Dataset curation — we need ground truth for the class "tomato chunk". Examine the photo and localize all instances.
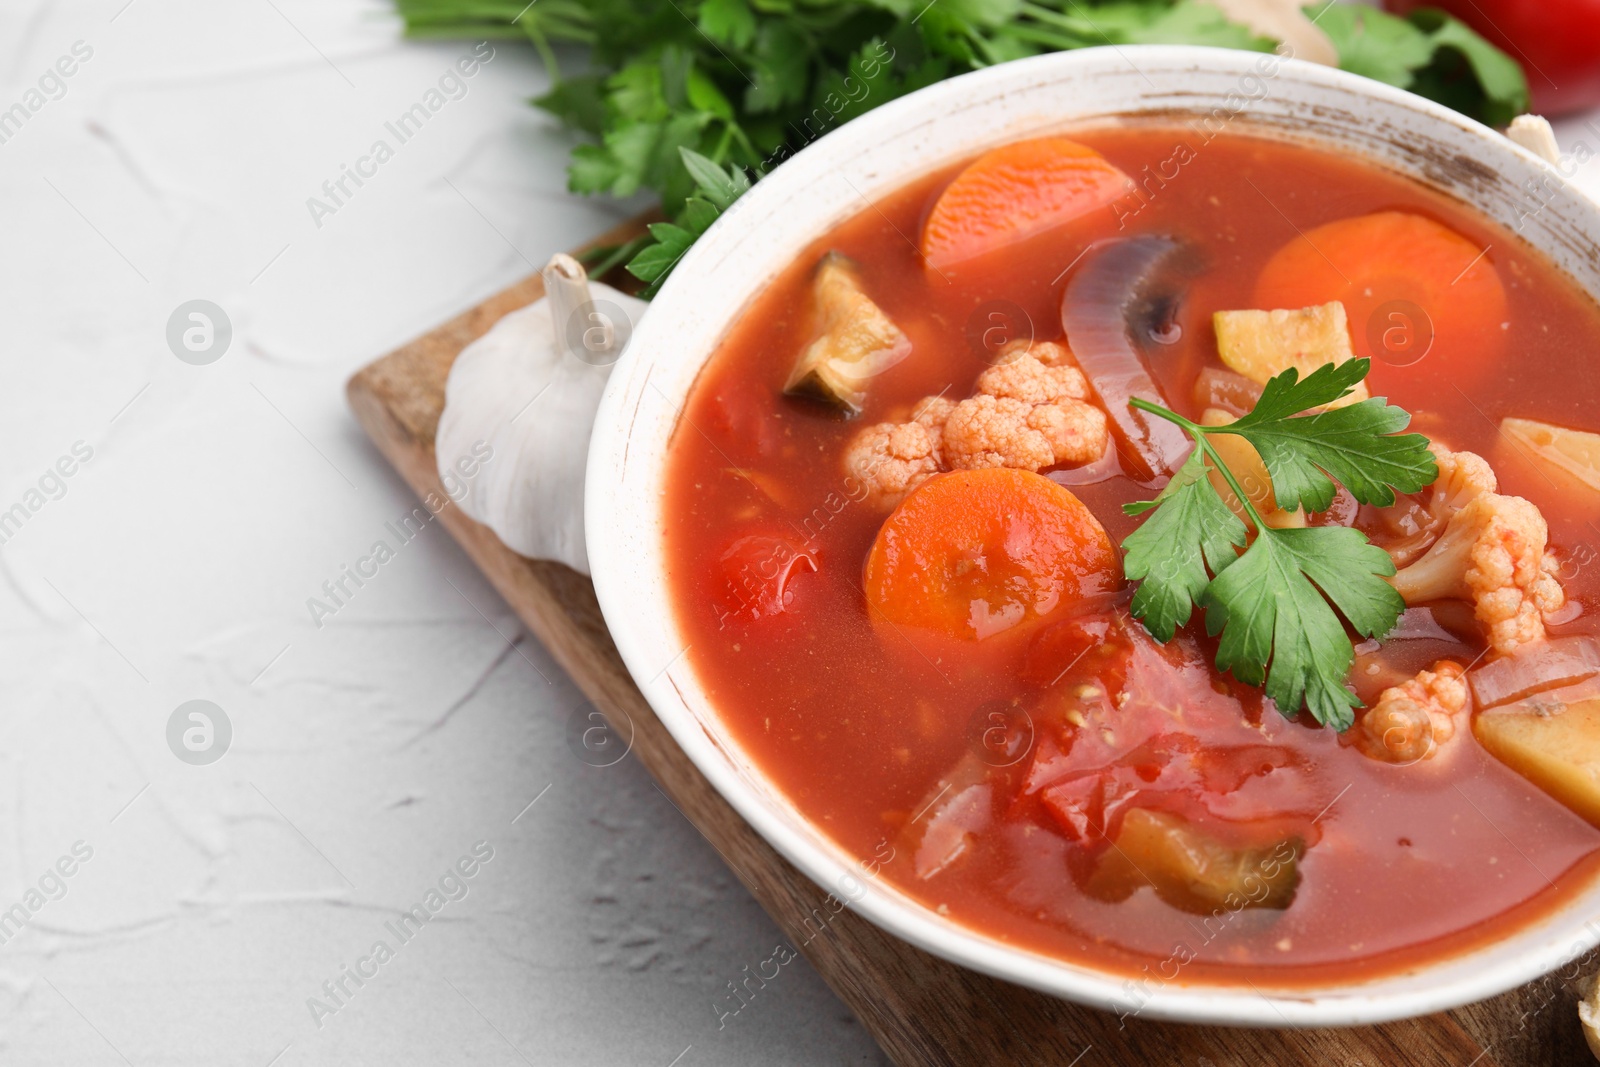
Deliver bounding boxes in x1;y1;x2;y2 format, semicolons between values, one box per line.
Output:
717;533;817;623
1022;612;1134;691
1021;617;1323;859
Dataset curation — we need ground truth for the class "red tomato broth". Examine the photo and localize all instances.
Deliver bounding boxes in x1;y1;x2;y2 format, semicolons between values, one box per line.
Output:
661;124;1600;984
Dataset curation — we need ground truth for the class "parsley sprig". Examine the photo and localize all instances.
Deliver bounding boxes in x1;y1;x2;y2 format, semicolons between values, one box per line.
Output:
1120;359;1437;731
394;0;1528;297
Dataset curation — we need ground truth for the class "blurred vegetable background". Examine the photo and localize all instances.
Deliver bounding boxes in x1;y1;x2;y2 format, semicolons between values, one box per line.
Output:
395;0;1530;294
1385;0;1600;116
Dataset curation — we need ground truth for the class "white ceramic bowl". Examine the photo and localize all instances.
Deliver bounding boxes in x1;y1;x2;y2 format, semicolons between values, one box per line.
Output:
585;45;1600;1025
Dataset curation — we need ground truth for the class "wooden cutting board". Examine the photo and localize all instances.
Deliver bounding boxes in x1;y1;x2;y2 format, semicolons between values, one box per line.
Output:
347;215;1595;1066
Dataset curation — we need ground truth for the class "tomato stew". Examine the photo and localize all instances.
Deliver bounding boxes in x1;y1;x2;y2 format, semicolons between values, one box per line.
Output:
661;125;1600;984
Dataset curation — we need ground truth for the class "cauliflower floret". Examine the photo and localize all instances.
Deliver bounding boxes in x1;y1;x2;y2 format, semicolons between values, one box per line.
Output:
1027;401;1109;466
942;350;1110;471
842;344;1109;494
975;352;1091;405
943;393;1108;471
844;420;941;501
994;338;1074;368
1429;443;1498;512
1389;493;1566;655
911;394;955;452
943;395;1054;471
1355;660;1469;763
842;394;959;501
1376;444;1498;567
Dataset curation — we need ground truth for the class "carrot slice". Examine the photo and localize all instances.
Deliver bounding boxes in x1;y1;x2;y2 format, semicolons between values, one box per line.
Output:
864;468;1120;641
920;137;1130;271
1251;211;1506;390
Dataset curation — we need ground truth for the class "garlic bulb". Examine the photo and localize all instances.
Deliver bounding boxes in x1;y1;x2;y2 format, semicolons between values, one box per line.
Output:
1196;0;1337;67
436;254;648;573
1579;969;1600;1062
1507;114;1562;165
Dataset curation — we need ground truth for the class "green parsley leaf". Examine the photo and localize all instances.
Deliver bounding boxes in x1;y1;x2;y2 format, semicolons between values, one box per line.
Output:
746;21;811;113
567;143;623;195
1202;526;1400;731
1225;354;1368;421
1406;9;1530;127
617;149;751;294
1218;359;1437;511
1124;1;1275;50
1306;2;1434;87
624;240;685;286
1123;360;1427;728
595;121;663;197
533;73;606;136
645;221;697;251
700;0;757;49
679;147;750;211
687;68;736;121
679;196;723;234
396;0;1530;300
606;60;670;124
1308;1;1529;125
1122;449;1248;641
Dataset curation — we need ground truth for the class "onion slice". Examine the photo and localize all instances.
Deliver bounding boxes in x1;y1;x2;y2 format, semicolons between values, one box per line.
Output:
1469;635;1600;709
1061;236;1194;482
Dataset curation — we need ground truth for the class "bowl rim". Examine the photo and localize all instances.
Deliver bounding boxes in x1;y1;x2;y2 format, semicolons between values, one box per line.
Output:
586;42;1600;1027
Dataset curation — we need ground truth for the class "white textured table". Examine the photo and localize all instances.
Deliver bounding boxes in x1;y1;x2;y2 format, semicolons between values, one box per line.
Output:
0;2;884;1063
5;3;1600;1065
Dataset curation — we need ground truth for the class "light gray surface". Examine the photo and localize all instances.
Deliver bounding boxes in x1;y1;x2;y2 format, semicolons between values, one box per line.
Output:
0;2;887;1063
7;1;1600;1064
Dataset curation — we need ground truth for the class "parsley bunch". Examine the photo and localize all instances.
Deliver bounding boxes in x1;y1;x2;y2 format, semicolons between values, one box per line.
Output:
393;0;1528;296
1120;360;1437;731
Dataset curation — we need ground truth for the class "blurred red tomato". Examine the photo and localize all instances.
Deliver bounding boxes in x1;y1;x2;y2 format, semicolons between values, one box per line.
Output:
1387;0;1600;115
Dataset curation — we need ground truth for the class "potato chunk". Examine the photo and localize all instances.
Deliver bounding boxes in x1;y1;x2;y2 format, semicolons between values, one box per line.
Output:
784;252;912;415
1474;696;1600;828
1501;417;1600;493
1087;809;1302;915
1213;302;1368;410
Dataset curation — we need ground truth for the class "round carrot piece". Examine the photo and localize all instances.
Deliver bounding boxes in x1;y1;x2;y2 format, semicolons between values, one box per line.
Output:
1251;211;1506;390
864;468;1121;641
920;137;1130;271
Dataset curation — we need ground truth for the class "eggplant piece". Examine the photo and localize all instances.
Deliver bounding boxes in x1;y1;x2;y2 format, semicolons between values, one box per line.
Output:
1060;236;1195;481
783;253;912;415
1086;808;1302;915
